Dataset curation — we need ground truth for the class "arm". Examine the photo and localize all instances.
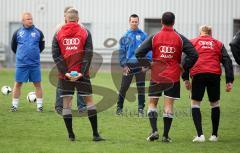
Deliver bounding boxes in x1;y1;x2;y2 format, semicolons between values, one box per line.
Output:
180;34;198;80
135;35;153;67
143;33;153;62
52;33;68;75
39;30;45;53
229;31;240;65
118;36;128;67
80;30;93;76
11;30;18;54
221;45;234;83
181;53;190;81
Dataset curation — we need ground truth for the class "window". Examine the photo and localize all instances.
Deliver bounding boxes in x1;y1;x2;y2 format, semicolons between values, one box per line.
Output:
233;19;240;36
144;18;162;36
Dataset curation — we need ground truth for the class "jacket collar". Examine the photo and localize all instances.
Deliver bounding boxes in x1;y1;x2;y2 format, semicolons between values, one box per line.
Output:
22;25;35;30
128;28;141;33
161;26;174;31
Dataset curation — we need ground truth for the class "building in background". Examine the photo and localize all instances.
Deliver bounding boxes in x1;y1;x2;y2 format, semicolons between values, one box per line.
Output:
0;0;239;70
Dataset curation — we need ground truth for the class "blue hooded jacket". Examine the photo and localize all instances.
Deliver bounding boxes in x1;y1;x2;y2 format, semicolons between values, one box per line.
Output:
119;29;152;67
11;25;45;67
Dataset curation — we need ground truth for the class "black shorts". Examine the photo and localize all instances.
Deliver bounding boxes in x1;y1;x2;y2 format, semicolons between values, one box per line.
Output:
191;73;220;102
59;77;92;97
148;81;180;99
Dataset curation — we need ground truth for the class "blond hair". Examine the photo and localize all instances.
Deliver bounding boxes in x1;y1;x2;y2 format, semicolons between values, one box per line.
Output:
21;12;32;20
65;8;79;22
64;6;73;17
199;25;212;35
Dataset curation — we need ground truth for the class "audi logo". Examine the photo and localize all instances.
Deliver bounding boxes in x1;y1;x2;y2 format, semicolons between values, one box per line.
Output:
63;38;80;45
159;46;176;54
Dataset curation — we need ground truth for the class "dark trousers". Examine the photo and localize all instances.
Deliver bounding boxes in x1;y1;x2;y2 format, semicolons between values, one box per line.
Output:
117;66;146;110
55;83;86;111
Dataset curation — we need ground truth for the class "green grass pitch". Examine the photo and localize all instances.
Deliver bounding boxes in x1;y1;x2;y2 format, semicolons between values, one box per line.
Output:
0;69;239;153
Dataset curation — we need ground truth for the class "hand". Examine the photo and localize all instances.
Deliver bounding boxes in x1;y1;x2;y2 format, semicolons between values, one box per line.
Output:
65;73;73;80
142;66;149;73
123;66;130;76
150;62;154;67
184;80;191;90
70;73;83;82
226;83;233;92
65;73;83;82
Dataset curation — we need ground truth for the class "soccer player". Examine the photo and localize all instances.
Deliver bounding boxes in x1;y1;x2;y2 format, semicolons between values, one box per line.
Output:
52;8;104;141
182;25;234;142
117;14;152;116
11;12;45;112
230;31;240;65
55;6;86;115
136;12;198;142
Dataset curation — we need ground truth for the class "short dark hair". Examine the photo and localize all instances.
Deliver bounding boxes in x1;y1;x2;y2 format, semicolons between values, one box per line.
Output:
129;14;139;20
161;12;175;26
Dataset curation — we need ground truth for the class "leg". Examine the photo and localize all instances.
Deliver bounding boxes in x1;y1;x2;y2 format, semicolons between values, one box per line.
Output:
59;79;75;141
135;71;146;111
30;66;43;111
191;100;203;137
12;82;23;99
33;82;43;98
209;101;220;141
11;82;23;111
191;74;206;142
116;74;134;114
77;94;86;111
33;82;43;111
146;81;161;141
148;98;159;133
146;98;159;141
207;74;220;140
161;82;180;142
62;96;75;141
84;96;104;141
78;79;104;141
55;82;63;114
12;67;28;111
162;97;174;141
148;98;159;135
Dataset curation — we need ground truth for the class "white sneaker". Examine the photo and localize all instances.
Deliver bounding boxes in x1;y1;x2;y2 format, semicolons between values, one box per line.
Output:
209;135;218;142
193;135;205;142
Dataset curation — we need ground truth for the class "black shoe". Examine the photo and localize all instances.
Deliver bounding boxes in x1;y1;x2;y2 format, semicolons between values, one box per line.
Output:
92;135;105;141
10;106;17;112
68;133;75;141
116;107;123;115
55;107;62;115
78;106;87;113
138;109;144;117
162;136;172;143
146;131;159;141
37;107;43;112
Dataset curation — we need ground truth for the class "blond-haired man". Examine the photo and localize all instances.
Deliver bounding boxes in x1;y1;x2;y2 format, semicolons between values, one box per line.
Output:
183;25;234;142
52;8;104;141
11;12;45;112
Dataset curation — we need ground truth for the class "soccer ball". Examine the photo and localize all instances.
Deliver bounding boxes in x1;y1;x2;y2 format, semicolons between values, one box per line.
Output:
27;92;37;103
70;71;78;76
1;86;12;95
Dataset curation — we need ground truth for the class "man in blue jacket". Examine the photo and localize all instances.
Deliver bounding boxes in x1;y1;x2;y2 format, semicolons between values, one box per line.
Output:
117;14;151;116
11;12;45;112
